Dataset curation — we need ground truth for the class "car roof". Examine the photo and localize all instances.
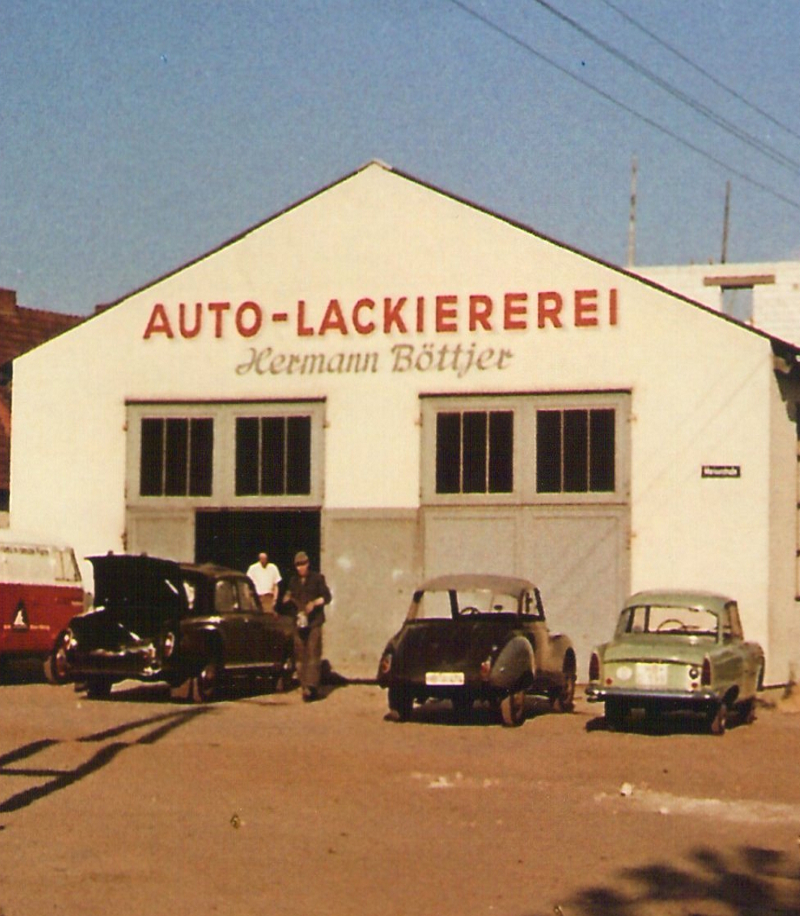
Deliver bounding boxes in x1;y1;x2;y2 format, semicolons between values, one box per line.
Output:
88;554;246;580
624;589;735;614
417;574;537;597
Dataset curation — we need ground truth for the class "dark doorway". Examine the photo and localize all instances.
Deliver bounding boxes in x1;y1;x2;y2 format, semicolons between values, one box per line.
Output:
195;510;321;598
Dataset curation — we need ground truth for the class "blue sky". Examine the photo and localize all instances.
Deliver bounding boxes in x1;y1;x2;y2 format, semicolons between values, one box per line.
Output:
3;0;800;315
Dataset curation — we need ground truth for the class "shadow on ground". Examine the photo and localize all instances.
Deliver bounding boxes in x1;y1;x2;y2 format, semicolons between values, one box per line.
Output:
543;845;800;916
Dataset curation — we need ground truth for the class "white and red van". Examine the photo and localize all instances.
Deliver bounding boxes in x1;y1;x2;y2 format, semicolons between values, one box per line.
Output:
0;532;84;667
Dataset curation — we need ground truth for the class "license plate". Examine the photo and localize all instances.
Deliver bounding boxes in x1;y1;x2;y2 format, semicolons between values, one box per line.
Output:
425;671;465;686
635;663;668;688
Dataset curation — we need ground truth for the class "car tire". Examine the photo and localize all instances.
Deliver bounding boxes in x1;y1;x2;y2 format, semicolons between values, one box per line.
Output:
85;676;112;699
551;670;576;713
388;686;413;721
44;632;71;685
189;658;220;703
709;701;728;736
605;699;626;731
499;689;525;727
739;697;757;725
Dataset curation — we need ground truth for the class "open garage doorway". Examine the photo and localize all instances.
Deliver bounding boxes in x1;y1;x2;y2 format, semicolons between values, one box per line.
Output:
195;510;321;601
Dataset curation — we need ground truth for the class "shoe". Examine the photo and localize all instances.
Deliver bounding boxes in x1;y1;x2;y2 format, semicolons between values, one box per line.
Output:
302;687;318;702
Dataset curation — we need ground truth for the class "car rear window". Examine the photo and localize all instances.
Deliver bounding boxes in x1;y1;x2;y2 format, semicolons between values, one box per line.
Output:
621;605;718;637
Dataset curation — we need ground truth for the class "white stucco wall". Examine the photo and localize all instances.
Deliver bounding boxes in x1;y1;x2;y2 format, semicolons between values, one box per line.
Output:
9;162;796;679
636;261;800;347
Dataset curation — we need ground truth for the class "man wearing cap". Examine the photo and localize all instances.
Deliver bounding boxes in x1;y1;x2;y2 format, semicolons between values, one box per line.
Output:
283;550;332;702
246;551;282;614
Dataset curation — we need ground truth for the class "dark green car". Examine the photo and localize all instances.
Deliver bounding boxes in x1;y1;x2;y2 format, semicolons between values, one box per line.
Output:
586;589;765;735
45;554;295;701
377;574;577;727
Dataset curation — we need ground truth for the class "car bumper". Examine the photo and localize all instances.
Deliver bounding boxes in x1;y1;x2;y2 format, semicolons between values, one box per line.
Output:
585;685;720;705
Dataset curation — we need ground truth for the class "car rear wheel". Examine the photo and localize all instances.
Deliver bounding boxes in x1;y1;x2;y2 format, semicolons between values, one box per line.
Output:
44;632;71;685
388;686;413;721
709;701;728;736
739;698;757;725
190;659;220;703
499;689;525;727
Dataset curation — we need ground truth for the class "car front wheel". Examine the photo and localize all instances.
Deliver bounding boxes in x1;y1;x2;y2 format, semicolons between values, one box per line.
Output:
190;658;220;703
44;632;71;685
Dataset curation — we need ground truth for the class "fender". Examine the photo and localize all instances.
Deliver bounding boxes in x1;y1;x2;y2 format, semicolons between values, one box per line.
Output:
488;635;535;690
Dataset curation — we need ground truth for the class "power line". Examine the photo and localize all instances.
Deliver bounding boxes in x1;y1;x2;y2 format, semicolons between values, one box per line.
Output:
444;0;800;212
599;0;800;144
528;0;800;174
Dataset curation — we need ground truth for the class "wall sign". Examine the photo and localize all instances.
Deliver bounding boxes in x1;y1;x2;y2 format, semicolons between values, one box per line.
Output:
701;465;741;478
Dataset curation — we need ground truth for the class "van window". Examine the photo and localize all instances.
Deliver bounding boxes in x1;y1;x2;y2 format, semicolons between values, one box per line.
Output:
0;544;81;585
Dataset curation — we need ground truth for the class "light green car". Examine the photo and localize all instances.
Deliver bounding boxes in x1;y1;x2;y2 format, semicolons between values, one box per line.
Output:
586;590;765;735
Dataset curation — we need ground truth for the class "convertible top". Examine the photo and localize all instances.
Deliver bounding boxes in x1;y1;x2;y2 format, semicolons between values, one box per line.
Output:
417;574;537;598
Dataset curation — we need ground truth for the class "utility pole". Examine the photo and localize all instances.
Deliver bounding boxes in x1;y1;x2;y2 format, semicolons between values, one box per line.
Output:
721;180;731;264
626;156;638;268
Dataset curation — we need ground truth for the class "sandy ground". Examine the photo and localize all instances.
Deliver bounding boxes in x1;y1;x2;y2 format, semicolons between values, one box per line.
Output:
0;672;798;916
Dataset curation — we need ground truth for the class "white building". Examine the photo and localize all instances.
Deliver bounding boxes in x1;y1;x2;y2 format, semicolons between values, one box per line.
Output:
10;162;800;681
636;260;800;346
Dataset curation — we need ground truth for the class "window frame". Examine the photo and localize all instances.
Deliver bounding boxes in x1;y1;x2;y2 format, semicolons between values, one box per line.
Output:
421;392;629;506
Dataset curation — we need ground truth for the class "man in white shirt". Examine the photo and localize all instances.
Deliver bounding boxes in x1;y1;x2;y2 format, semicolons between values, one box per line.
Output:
246;551;282;614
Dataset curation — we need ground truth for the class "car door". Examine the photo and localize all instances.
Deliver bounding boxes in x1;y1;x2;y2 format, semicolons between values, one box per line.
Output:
214;578;253;667
239;578;290;667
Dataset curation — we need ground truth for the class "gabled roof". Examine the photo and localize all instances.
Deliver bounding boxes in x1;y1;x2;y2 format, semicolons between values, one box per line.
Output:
70;160;800;363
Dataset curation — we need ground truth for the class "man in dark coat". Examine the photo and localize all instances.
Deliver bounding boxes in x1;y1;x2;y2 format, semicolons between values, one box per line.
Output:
283;550;332;702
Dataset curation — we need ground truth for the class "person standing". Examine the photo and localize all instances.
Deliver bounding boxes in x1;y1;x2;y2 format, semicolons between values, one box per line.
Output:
283;550;331;702
246;551;282;614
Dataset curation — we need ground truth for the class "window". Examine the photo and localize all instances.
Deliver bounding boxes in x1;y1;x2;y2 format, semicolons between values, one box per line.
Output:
235;415;312;496
721;286;753;323
140;417;213;497
435;410;513;494
536;408;615;493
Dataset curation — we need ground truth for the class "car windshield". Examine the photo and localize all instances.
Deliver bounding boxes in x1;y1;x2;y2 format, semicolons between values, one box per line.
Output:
619;604;719;638
412;587;522;620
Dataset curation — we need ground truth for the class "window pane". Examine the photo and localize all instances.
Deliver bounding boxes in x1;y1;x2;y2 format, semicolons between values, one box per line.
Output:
286;416;312;495
563;409;588;492
488;411;513;492
189;419;214;496
140;418;164;496
261;417;285;495
164;419;188;496
589;409;615;491
236;417;259;496
536;411;561;493
462;412;488;493
436;413;461;494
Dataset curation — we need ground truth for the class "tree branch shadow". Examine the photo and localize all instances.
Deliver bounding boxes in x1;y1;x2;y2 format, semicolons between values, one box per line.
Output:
547;845;800;916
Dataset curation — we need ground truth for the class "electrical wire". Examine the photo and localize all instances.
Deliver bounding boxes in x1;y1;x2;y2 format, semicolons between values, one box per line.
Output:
599;0;800;144
445;0;800;211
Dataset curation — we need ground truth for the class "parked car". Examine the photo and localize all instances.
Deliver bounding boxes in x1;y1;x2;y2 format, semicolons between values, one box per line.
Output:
376;574;576;727
45;554;294;701
586;589;765;734
0;532;84;671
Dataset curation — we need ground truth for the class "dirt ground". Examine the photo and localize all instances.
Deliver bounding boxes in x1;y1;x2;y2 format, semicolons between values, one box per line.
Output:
0;670;798;916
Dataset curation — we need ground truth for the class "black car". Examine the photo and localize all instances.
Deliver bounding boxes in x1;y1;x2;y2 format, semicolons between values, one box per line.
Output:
377;574;577;726
45;554;294;701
